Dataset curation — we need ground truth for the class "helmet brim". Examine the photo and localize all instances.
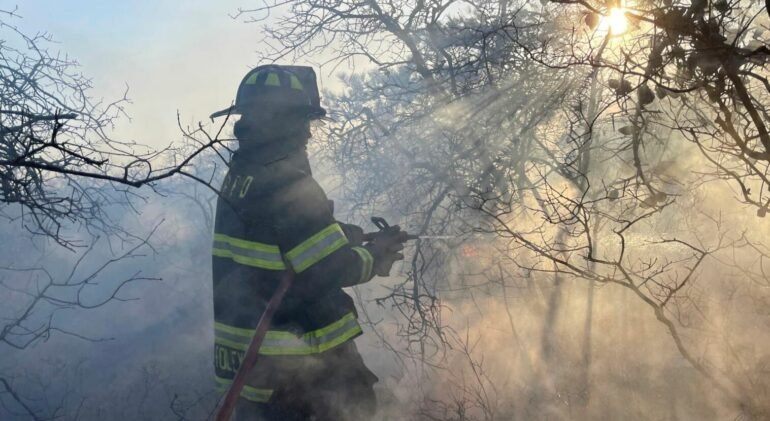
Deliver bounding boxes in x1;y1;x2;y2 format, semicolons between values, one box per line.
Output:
209;105;238;120
209;104;327;120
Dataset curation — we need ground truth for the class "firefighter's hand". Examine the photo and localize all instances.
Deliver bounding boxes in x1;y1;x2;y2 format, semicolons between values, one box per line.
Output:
338;222;365;246
366;225;409;277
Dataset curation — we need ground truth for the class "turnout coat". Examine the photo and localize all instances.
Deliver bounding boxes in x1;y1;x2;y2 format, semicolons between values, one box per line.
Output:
211;135;375;404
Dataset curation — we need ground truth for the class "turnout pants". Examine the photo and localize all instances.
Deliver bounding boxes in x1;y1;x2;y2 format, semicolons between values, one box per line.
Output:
233;340;378;421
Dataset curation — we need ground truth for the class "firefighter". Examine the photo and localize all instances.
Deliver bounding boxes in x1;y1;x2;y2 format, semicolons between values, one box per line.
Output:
209;65;408;421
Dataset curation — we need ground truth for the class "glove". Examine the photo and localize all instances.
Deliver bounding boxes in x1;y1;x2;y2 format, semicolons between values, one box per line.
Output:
365;225;409;277
338;222;365;246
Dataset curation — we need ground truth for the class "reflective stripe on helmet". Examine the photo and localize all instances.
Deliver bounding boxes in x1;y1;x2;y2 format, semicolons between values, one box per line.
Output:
265;72;281;87
243;70;303;90
244;71;262;85
290;75;303;90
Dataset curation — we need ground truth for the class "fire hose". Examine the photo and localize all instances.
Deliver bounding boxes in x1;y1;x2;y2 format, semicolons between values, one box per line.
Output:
214;267;294;421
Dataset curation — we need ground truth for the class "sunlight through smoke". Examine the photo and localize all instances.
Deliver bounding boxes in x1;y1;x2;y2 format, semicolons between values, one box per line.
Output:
600;8;628;35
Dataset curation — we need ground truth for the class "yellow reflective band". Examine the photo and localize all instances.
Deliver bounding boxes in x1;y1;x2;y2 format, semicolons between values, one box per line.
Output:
259;322;362;356
214;312;362;355
286;223;348;273
215;322;256;338
212;248;287;270
216;312;358;341
216;377;273;403
292;311;355;339
290;75;303;90
265;73;280;86
215;336;249;351
242;386;273;403
212;234;287;270
214;234;280;253
351;246;373;284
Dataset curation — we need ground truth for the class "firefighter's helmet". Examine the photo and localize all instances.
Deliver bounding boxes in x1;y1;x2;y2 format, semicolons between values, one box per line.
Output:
210;65;326;120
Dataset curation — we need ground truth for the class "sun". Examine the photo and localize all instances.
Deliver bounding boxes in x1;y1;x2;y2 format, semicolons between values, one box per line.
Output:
602;8;628;35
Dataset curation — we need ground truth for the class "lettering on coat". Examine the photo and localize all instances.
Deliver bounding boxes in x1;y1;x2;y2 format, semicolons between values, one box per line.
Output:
220;175;255;199
215;344;244;373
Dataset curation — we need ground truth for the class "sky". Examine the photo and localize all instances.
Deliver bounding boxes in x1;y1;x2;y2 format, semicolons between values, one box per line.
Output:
12;0;285;147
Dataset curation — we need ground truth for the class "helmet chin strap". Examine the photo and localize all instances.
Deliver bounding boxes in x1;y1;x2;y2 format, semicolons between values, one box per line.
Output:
234;115;311;146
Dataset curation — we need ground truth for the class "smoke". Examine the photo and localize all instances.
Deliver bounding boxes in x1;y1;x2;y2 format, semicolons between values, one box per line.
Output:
4;1;770;420
314;51;770;420
2;98;769;420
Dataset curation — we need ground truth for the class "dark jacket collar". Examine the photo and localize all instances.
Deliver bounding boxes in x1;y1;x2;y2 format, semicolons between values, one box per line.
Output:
232;119;311;170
